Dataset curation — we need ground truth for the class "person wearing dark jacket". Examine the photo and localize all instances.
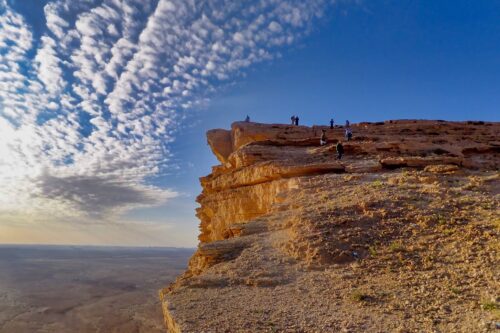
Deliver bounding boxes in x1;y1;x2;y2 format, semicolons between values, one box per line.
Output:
330;118;334;129
295;116;299;125
336;141;344;160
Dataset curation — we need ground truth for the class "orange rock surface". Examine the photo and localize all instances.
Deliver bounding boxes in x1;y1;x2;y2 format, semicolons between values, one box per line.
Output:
160;120;499;332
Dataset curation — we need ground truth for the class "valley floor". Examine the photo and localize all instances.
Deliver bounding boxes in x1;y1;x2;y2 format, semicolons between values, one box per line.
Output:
0;246;192;333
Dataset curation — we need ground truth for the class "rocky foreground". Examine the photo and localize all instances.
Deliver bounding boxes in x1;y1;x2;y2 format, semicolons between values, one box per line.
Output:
160;120;499;333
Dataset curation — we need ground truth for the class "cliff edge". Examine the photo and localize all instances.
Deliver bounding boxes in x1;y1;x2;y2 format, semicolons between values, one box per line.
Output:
160;120;499;332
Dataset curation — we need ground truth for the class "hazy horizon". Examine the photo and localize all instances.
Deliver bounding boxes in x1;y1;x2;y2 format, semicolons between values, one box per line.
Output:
0;243;196;249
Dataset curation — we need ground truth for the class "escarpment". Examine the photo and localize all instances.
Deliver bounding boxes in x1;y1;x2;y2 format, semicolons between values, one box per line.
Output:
161;120;499;333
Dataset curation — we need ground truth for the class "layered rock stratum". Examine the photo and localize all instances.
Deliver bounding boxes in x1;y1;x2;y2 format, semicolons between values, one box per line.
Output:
160;120;499;333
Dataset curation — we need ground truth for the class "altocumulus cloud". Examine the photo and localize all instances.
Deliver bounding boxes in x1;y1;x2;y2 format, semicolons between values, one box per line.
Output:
0;0;333;222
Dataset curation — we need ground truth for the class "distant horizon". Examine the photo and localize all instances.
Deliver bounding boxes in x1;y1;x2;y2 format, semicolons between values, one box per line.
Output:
0;242;196;249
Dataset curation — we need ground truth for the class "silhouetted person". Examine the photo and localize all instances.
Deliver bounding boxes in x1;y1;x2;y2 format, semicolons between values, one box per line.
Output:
291;115;296;125
320;129;327;146
245;115;250;122
295;116;299;126
345;128;352;141
345;120;350;127
336;141;344;160
330;118;334;129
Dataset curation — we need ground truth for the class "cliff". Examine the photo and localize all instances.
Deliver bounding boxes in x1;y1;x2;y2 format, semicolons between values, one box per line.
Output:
160;120;499;332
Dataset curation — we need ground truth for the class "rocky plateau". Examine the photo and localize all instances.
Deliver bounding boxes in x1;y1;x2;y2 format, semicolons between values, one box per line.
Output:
160;120;499;333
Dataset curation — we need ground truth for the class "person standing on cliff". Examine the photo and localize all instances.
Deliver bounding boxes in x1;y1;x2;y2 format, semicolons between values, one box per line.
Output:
336;141;344;159
291;115;296;125
345;120;350;127
330;118;334;129
320;129;327;146
345;127;353;141
295;116;300;126
245;115;250;122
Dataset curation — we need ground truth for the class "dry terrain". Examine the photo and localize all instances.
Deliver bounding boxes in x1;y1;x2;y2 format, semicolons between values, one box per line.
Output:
0;245;192;333
161;120;499;333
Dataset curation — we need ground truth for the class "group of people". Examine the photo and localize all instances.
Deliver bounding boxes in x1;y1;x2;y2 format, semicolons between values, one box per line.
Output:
244;115;352;160
320;119;353;160
320;129;346;160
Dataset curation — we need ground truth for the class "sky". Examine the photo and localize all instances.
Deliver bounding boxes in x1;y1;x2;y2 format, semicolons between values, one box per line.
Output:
0;0;499;247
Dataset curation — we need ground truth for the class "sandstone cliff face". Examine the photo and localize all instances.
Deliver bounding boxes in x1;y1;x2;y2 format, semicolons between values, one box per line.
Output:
161;120;499;333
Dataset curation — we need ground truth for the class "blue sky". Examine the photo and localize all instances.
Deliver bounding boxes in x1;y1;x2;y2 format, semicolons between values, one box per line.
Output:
0;0;498;247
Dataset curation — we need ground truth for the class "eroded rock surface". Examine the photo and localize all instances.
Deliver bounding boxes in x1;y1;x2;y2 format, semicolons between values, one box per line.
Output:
160;120;499;333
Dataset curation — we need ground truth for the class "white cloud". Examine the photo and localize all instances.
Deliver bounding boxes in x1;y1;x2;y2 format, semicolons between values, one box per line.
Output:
268;21;283;33
233;32;245;43
35;36;65;94
44;2;70;39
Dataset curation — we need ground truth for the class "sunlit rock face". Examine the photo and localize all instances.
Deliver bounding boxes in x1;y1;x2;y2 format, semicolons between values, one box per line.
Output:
161;120;499;332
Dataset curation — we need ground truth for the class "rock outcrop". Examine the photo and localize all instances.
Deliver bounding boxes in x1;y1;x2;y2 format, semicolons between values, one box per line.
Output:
160;120;499;332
